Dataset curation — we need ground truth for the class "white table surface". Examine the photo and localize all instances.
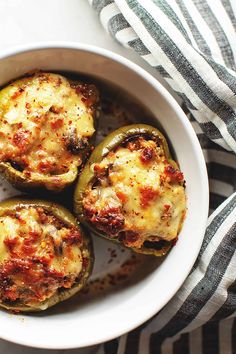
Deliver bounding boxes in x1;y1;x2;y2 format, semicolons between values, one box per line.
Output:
0;1;178;352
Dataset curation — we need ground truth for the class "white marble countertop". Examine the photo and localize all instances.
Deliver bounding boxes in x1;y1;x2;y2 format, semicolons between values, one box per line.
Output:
0;1;178;352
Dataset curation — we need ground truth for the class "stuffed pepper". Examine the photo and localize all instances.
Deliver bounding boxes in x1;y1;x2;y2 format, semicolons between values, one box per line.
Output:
74;124;186;256
0;198;93;312
0;72;99;191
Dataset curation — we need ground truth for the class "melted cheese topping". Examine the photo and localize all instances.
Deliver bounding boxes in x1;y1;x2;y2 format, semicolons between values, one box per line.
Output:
83;138;186;248
0;72;98;188
0;206;83;306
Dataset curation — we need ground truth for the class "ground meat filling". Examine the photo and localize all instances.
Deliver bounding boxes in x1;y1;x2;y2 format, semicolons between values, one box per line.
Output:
0;206;84;307
83;136;186;249
0;73;98;187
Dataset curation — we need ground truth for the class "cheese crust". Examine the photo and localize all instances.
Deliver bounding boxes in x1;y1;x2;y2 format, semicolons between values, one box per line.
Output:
83;136;186;250
0;205;86;309
0;72;98;190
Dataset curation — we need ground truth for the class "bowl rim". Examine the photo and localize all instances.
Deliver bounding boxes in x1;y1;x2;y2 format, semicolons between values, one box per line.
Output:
0;41;209;349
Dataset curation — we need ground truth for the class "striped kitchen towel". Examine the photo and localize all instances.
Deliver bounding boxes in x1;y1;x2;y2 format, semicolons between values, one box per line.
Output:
89;0;236;353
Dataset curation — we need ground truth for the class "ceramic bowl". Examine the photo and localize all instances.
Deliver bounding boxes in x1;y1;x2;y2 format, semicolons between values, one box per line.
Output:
0;42;208;349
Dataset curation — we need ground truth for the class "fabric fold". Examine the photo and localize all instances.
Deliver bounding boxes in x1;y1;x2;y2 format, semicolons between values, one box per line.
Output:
90;1;236;353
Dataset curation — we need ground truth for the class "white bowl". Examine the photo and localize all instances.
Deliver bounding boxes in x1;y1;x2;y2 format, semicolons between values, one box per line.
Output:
0;42;208;349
